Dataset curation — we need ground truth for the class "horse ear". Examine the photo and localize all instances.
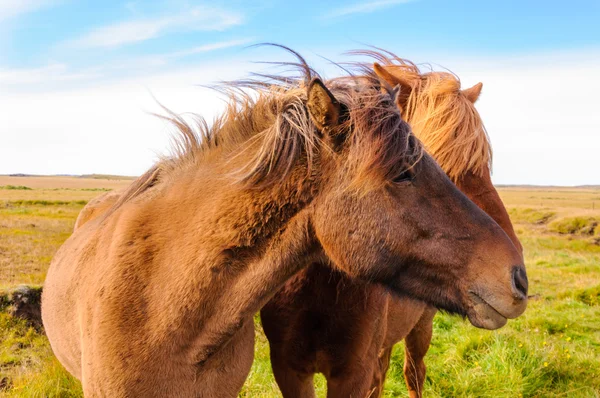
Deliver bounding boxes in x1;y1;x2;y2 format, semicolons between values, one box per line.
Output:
373;63;412;113
307;78;342;131
389;84;403;116
462;82;483;103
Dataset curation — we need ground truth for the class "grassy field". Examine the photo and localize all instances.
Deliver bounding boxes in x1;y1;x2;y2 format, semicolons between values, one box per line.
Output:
0;177;599;397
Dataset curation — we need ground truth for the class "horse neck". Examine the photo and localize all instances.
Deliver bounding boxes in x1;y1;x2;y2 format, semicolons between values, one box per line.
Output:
154;163;321;363
165;160;319;272
454;168;523;256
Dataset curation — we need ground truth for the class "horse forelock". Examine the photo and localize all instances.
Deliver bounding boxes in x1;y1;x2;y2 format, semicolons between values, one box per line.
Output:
408;72;491;181
353;49;492;182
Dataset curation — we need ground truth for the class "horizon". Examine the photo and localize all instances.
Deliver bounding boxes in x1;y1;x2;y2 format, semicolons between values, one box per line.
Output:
1;1;599;185
4;173;600;189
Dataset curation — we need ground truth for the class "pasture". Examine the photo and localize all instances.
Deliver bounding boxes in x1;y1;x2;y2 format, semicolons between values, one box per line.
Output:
0;177;599;397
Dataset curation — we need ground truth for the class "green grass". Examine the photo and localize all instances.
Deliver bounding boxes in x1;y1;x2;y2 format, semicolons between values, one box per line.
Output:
0;203;82;288
1;187;600;397
78;174;136;180
0;186;32;191
508;207;556;225
0;312;82;397
564;285;600;307
549;217;598;236
2;200;88;207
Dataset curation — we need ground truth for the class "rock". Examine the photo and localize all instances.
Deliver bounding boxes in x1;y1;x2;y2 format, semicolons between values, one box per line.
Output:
6;285;43;330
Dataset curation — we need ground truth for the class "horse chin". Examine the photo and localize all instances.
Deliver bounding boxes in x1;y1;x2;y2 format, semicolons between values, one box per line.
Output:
466;291;508;330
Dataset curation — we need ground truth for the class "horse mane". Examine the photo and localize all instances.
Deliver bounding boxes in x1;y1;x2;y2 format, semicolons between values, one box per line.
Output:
93;164;163;223
351;49;492;181
157;46;422;190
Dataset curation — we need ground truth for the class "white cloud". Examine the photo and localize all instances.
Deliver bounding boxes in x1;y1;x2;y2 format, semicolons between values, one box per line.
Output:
165;38;254;59
1;48;599;185
0;60;251;176
427;49;600;186
64;6;243;49
0;0;55;21
0;63;101;85
325;0;416;19
0;39;253;90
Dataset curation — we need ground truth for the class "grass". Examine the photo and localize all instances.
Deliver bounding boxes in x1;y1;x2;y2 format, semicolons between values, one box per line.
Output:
0;187;32;191
0;181;599;397
549;217;598;236
0;202;84;288
78;174;136;180
3;200;88;207
508;207;556;225
0;312;82;397
0;176;132;191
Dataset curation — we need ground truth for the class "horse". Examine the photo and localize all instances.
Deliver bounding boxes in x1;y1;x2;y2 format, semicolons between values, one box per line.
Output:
73;166;162;231
260;52;525;398
42;49;526;397
74;189;123;230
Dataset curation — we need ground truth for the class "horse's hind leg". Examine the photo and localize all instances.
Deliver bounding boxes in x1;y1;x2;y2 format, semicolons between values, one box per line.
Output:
366;346;394;398
326;366;376;398
270;351;316;398
403;308;436;398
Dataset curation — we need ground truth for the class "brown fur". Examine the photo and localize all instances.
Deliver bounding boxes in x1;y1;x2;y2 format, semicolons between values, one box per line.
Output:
45;48;526;397
261;51;524;398
73;165;162;231
73;190;120;231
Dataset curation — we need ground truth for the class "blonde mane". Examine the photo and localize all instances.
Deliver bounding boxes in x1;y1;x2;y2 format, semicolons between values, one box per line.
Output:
156;47;422;190
157;85;317;186
355;50;491;181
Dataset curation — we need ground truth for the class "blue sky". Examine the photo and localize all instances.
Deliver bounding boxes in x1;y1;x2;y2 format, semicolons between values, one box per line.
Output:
3;1;599;74
1;0;599;184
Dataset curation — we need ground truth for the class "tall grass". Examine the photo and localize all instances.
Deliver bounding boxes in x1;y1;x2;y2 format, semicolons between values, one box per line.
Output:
549;217;598;236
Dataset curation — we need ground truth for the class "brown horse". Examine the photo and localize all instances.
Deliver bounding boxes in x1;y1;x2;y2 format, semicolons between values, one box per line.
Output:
73;166;162;231
74;189;122;230
260;53;525;398
374;56;524;398
43;50;526;397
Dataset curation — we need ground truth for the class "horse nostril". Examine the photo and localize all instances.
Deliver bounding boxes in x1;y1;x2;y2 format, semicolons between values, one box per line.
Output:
511;265;528;299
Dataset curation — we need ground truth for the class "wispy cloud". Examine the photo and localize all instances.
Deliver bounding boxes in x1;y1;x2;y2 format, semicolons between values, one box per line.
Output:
64;6;243;49
0;39;254;90
0;63;101;86
325;0;416;19
165;38;254;58
0;0;56;21
85;38;256;72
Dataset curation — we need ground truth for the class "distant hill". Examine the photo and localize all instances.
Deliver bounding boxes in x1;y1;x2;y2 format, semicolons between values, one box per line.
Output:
574;185;600;189
78;174;137;180
5;174;137;180
497;184;600;189
3;176;597;187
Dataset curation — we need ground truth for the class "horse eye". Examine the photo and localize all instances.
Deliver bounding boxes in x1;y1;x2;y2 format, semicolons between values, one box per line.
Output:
392;168;414;184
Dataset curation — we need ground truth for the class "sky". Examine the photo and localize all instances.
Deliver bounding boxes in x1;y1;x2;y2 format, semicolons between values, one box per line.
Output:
1;0;599;185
